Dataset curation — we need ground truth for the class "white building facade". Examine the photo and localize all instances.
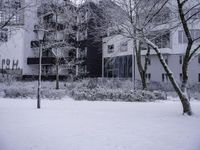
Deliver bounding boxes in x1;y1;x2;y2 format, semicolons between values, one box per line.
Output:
0;0;41;78
0;0;103;79
103;33;200;84
102;0;200;84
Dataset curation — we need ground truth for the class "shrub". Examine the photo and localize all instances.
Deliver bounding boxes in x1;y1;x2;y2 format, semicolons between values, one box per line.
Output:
4;87;36;98
41;89;67;99
153;90;167;100
4;86;67;99
68;85;165;102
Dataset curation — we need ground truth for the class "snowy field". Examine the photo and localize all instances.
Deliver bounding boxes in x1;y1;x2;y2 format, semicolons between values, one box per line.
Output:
0;98;200;150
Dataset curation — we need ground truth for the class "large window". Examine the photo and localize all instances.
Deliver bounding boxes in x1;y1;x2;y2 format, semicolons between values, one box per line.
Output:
104;55;132;78
178;29;200;43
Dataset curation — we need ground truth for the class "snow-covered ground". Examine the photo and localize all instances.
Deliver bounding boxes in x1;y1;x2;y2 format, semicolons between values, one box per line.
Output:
0;98;200;150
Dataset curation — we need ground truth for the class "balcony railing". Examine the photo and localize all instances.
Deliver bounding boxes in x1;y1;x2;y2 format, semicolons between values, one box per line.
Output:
27;57;56;65
27;57;70;65
44;22;65;31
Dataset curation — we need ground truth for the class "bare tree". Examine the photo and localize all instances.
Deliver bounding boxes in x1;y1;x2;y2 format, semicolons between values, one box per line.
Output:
100;0;200;115
176;0;200;94
37;0;77;89
99;0;171;89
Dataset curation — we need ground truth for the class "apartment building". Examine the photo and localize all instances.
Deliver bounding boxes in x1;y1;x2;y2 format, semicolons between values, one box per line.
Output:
26;0;77;80
102;0;200;84
77;1;103;77
0;0;38;77
0;0;103;79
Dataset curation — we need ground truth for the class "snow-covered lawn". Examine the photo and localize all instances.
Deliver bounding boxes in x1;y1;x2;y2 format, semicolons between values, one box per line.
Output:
0;98;200;150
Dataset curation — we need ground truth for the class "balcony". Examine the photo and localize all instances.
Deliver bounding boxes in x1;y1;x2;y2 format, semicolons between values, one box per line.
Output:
27;57;56;65
27;57;70;65
44;22;65;31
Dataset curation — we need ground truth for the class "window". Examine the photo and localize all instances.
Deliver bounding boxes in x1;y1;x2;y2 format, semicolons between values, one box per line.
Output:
120;41;128;52
150;7;171;24
107;44;114;53
185;8;200;20
162;73;168;82
149;32;170;49
180;73;183;82
153;10;170;24
198;54;200;64
42;66;52;75
104;55;132;78
0;30;8;42
146;73;151;82
146;57;151;65
179;55;183;64
198;73;200;82
178;29;200;44
165;57;168;64
44;14;53;23
140;41;147;50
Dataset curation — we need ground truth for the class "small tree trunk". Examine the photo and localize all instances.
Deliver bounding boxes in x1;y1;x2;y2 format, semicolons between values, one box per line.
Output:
141;71;147;90
181;47;191;93
56;57;59;90
146;39;192;115
134;39;147;90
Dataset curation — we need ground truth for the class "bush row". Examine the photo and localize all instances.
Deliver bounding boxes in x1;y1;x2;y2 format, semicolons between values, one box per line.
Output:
4;88;67;99
67;81;167;102
2;78;167;101
70;88;166;102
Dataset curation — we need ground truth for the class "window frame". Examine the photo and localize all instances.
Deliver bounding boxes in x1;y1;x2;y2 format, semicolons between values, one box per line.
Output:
107;44;114;54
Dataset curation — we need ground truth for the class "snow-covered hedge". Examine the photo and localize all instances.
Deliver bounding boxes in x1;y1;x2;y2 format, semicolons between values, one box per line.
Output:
4;87;36;98
4;88;66;99
67;78;167;102
69;87;161;102
2;78;167;101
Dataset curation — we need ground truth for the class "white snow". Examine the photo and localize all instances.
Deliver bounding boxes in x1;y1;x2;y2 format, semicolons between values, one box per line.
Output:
0;98;200;150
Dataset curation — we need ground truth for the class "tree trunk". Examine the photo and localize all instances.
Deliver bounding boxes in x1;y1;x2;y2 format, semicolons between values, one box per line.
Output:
134;39;147;90
177;0;193;105
146;39;192;115
56;57;59;90
181;43;192;94
141;71;147;90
